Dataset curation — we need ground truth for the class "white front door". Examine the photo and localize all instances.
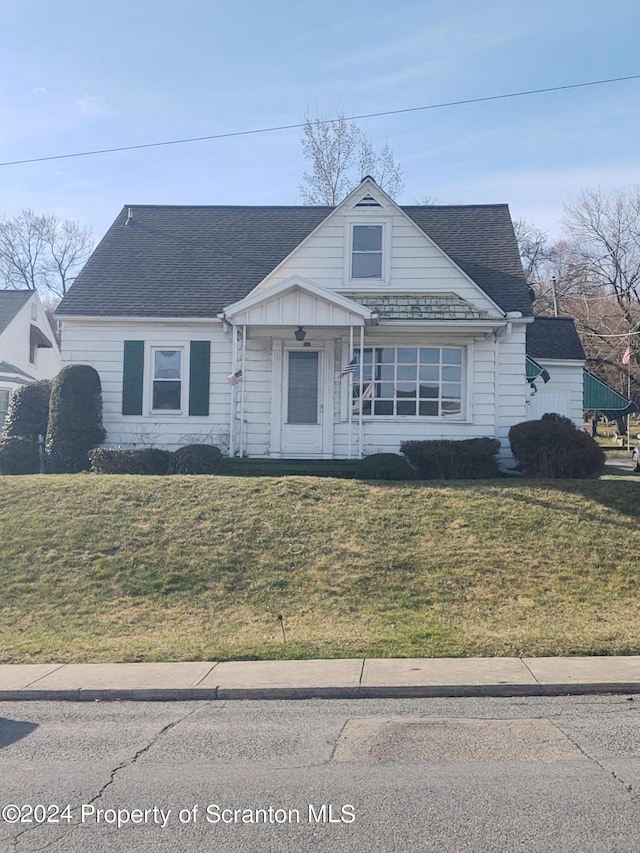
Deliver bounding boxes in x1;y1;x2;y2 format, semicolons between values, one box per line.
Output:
282;349;324;455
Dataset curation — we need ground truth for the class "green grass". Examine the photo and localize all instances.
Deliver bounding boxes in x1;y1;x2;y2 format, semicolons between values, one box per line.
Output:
1;475;640;663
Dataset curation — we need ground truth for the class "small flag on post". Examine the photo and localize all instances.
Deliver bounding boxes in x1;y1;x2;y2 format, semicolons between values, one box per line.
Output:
622;346;634;366
339;355;358;378
227;370;243;385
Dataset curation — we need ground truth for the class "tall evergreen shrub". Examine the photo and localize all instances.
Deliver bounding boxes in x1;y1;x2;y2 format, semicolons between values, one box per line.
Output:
46;365;106;472
3;379;52;441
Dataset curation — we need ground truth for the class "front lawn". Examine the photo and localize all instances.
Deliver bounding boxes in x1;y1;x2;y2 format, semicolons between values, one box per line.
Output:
1;475;639;663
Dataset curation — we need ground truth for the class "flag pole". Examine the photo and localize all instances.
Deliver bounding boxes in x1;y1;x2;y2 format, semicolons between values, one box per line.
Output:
628;334;632;452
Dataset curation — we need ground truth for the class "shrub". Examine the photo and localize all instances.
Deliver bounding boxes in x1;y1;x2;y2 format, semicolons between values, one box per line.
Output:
0;436;40;475
356;452;416;481
3;379;52;441
89;448;174;475
400;438;501;479
508;419;605;479
46;365;106;473
170;444;225;474
541;411;575;428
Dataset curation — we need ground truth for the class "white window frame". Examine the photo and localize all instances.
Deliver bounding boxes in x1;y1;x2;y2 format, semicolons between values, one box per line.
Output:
345;220;391;285
149;346;185;415
0;387;11;434
29;342;38;365
348;345;467;420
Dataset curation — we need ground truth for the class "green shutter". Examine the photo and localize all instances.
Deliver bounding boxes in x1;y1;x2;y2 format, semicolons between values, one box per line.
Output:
189;341;210;416
122;340;144;415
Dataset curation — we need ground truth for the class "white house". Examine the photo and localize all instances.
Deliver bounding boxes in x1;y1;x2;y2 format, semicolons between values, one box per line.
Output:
55;177;584;462
0;291;61;432
525;317;585;427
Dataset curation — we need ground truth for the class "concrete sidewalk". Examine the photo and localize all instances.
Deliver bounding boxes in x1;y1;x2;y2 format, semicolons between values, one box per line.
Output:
0;656;639;701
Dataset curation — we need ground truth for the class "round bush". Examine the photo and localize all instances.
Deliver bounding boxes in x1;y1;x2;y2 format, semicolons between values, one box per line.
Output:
0;436;40;475
46;365;106;473
89;448;174;475
3;379;52;441
171;444;225;474
509;419;605;479
356;453;416;481
400;438;501;479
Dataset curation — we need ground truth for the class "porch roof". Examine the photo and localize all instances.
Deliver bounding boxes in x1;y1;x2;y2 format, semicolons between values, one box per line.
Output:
220;277;374;327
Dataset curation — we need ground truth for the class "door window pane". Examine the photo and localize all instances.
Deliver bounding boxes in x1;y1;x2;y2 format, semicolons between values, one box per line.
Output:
288;352;318;424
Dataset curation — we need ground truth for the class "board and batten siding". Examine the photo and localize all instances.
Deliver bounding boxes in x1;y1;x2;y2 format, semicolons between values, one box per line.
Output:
60;319;232;451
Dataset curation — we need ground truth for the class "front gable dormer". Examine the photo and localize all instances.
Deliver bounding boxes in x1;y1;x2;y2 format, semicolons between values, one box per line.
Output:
251;178;505;318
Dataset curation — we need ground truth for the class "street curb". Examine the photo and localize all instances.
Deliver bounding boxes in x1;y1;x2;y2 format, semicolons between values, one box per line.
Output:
0;683;638;702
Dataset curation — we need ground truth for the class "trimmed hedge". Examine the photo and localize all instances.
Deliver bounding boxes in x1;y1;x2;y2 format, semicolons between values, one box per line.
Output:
401;438;501;479
356;452;416;481
0;436;41;475
89;448;174;475
170;444;225;475
46;365;106;473
3;379;52;441
508;419;605;479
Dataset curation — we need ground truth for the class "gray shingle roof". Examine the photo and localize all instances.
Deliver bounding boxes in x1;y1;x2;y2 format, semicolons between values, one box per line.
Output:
526;317;585;360
0;291;32;334
57;203;532;319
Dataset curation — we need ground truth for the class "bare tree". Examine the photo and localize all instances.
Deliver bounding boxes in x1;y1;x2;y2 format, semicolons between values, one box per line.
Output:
0;210;94;297
513;217;553;286
299;111;403;205
562;188;640;333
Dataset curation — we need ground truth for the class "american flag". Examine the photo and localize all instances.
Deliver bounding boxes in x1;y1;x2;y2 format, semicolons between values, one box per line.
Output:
622;346;634;366
227;370;243;386
339;354;358;378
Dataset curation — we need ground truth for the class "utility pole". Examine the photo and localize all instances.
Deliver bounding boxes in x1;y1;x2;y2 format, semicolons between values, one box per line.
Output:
550;276;559;317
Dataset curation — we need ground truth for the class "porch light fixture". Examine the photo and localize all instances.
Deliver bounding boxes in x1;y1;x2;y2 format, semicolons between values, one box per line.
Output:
294;326;306;341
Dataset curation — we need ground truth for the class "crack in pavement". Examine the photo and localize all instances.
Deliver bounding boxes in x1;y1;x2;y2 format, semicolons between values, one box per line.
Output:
85;704;204;807
554;720;636;797
10;704;206;852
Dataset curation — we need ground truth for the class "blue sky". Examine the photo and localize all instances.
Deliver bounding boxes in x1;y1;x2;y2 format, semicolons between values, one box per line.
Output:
1;0;639;241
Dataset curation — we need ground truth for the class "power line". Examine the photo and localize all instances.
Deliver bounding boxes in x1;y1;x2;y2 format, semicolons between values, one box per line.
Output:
1;74;639;168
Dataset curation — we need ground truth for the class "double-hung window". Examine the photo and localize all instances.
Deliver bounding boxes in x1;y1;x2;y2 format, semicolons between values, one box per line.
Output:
152;348;183;411
351;225;383;279
0;389;10;434
353;346;463;417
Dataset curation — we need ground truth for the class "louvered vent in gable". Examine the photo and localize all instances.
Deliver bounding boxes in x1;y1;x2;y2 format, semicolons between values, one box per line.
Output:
354;194;381;208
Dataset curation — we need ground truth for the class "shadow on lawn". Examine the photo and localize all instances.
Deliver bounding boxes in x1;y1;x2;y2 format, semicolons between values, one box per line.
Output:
371;475;640;524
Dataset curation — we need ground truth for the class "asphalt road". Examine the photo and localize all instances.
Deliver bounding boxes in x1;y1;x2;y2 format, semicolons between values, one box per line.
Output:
1;695;639;852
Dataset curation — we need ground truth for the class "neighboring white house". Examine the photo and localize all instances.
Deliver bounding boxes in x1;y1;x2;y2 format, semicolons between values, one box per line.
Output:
525;317;586;427
55;177;585;463
0;291;61;432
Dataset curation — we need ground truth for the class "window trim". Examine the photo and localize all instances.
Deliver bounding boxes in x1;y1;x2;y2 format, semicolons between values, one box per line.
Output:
345;344;467;420
149;345;185;415
0;387;11;434
345;220;390;285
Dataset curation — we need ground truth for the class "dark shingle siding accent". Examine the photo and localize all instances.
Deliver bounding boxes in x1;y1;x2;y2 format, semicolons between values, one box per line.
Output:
346;294;488;320
526;317;585;360
57;203;531;319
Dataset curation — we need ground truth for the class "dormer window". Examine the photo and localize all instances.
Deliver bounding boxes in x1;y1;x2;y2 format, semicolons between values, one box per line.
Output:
352;225;382;279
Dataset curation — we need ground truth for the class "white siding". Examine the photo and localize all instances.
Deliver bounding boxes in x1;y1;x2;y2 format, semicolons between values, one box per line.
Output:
495;323;528;459
0;294;61;382
526;360;584;427
254;198;502;317
60;319;232;451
